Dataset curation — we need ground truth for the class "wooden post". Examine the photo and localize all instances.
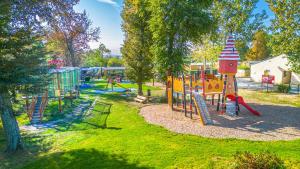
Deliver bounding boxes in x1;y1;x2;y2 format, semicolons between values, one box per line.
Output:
189;73;193;118
171;74;174;110
152;77;155;86
217;75;223;111
176;92;179;107
266;75;269;92
233;75;239;115
201;66;206;99
25;95;29;114
221;74;228;113
57;72;62;113
182;73;187;116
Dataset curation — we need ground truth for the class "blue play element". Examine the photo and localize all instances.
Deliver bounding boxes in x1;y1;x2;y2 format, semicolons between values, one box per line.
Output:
80;84;94;89
94;88;127;94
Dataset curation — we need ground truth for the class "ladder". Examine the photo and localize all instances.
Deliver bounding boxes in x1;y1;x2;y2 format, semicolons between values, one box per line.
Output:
28;91;48;124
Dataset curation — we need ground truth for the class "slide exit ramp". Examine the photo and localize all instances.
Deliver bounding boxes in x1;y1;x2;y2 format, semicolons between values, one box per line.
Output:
192;92;213;125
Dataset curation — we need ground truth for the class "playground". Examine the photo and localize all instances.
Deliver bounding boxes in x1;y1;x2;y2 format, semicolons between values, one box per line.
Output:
141;101;300;141
1;1;300;168
1;79;300;169
1;34;299;169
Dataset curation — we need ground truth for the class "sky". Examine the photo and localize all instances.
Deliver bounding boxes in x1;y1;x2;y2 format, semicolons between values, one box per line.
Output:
75;0;274;55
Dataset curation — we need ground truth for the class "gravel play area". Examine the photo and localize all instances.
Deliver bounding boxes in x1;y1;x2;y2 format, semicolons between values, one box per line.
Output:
140;103;300;141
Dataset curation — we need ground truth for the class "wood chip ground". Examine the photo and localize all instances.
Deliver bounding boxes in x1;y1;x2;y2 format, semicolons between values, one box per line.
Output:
140;103;300;141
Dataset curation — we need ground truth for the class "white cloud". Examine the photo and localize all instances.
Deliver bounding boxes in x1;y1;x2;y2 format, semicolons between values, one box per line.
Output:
96;0;118;7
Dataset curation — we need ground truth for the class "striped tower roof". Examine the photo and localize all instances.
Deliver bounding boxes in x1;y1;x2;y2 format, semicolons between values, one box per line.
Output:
219;35;240;60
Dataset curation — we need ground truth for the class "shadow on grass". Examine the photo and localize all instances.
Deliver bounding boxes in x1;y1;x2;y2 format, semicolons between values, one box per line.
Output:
47;101;121;132
42;98;85;123
48;119;122;132
22;133;55;152
0;132;56;169
22;148;153;169
81;91;134;102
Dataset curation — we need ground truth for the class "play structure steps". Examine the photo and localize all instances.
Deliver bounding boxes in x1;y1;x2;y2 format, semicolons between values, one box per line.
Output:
31;96;42;124
193;92;213;125
28;92;48;124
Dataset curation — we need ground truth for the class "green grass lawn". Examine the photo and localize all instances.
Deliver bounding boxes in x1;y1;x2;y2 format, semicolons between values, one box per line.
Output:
240;89;300;107
0;81;300;169
88;80;161;92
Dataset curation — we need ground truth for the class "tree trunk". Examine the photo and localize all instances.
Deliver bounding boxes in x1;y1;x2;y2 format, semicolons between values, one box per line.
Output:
0;90;23;153
138;82;143;96
66;39;76;67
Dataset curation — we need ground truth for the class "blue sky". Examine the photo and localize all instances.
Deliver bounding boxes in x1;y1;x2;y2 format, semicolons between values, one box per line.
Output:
75;0;274;55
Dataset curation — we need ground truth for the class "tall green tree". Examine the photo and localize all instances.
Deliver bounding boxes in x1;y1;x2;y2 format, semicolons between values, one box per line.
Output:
82;43;111;67
208;0;268;60
0;1;49;152
0;0;78;152
192;38;223;67
149;0;214;79
107;57;123;67
266;1;300;73
122;0;154;95
246;30;270;61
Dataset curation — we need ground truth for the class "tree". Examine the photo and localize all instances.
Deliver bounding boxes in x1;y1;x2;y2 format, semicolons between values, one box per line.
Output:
0;1;51;152
209;0;268;60
107;57;123;67
192;38;223;68
0;0;79;152
46;10;100;66
82;43;111;67
246;30;270;61
266;1;300;73
121;0;154;95
149;0;214;79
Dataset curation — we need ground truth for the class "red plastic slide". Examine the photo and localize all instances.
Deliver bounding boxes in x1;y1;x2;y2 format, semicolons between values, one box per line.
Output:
227;94;261;116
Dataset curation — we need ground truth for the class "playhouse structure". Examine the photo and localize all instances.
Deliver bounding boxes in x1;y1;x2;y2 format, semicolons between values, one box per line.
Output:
167;35;260;125
26;67;81;124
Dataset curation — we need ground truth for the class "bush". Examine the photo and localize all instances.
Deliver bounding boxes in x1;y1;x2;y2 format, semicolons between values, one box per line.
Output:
238;64;250;70
85;76;91;82
234;151;285;169
277;84;290;93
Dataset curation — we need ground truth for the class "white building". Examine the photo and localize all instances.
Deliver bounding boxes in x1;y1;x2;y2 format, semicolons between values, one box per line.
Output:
250;54;300;84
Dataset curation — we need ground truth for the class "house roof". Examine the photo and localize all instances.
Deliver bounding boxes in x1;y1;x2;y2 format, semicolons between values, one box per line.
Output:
251;54;288;65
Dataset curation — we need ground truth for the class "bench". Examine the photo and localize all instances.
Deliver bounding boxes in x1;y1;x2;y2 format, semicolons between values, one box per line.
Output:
134;95;147;103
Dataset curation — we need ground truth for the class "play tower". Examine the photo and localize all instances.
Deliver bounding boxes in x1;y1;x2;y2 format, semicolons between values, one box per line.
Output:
217;35;240;115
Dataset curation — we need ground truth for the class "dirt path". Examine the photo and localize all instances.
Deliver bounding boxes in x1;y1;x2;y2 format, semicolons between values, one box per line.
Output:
140;103;300;141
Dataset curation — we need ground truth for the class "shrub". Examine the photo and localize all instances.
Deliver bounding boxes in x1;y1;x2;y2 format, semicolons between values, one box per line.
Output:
238;64;250;70
277;84;290;93
85;76;91;82
234;151;285;169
